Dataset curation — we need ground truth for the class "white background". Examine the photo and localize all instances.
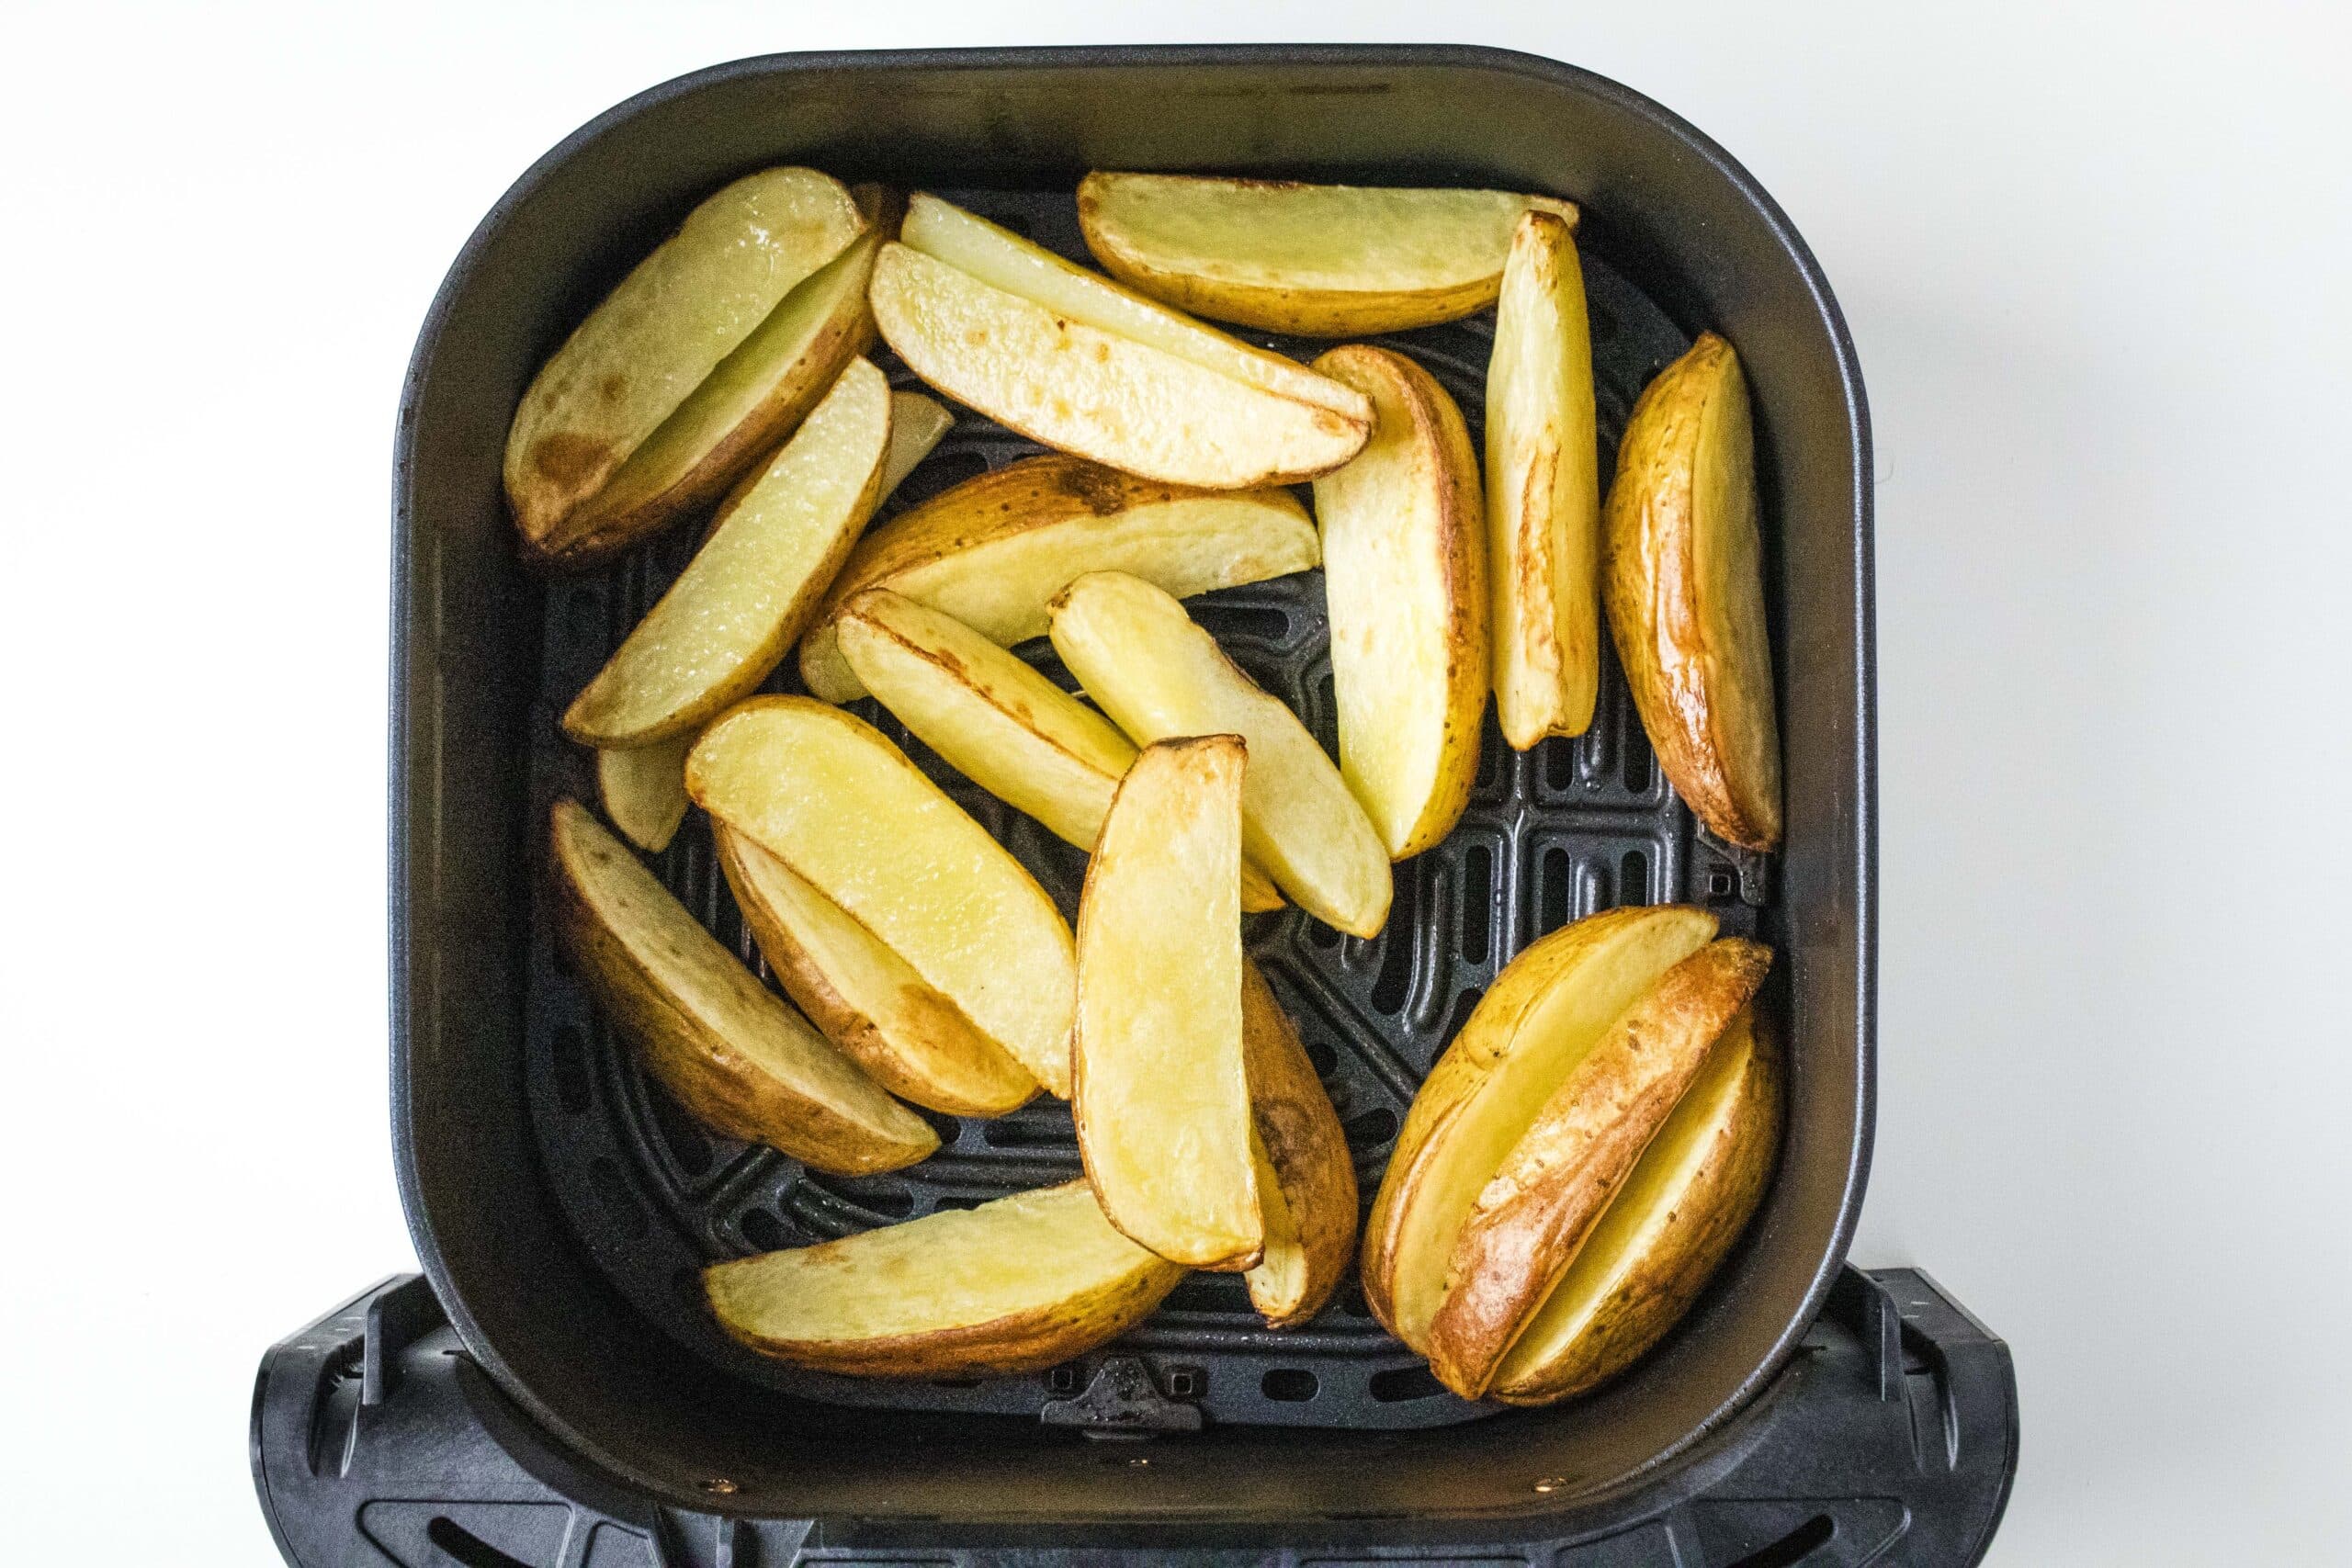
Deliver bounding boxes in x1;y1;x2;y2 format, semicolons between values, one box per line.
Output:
3;2;2346;1562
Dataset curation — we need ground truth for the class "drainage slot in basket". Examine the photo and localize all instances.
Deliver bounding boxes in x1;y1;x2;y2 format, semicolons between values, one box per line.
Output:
1261;1368;1318;1403
1367;1363;1446;1403
1724;1514;1836;1568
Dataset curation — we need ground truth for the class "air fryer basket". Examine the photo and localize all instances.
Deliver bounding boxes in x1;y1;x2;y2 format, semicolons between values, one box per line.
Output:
394;44;1872;1538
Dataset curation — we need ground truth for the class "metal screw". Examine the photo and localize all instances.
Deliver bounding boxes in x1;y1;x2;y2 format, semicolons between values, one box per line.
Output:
1532;1476;1566;1495
701;1477;739;1495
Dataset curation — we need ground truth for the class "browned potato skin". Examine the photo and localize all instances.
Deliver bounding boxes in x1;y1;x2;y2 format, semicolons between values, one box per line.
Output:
1603;332;1782;850
1489;1010;1781;1405
713;826;1035;1118
548;799;936;1175
1241;961;1358;1326
706;1182;1184;1379
1423;938;1772;1398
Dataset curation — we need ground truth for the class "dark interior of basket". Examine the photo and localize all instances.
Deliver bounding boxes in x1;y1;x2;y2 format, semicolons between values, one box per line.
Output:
521;185;1770;1431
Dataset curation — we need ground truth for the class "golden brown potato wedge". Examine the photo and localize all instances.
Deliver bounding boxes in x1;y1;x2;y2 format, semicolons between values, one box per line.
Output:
798;454;1318;703
881;389;955;495
1360;905;1717;1350
1311;345;1488;860
1425;938;1772;1397
716;826;1038;1117
1490;1006;1781;1404
835;587;1285;911
548;798;935;1173
705;1181;1184;1378
1604;332;1782;850
509;176;876;568
563;359;891;747
595;731;694;852
1240;962;1358;1326
1077;173;1578;336
1487;210;1602;750
1074;737;1261;1269
900;193;1372;421
687;696;1078;1098
869;242;1368;491
1048;571;1392;939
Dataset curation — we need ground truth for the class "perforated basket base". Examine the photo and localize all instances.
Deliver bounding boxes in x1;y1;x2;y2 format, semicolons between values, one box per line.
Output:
522;186;1766;1430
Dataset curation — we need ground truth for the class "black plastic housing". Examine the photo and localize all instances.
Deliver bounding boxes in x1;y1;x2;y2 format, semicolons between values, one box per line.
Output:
391;44;1874;1543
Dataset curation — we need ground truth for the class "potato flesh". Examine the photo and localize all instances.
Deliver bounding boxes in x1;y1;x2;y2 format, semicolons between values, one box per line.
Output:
837;588;1284;910
1077;173;1579;334
1487;210;1601;749
881;389;955;494
1048;571;1392;938
799;456;1318;702
1076;738;1261;1269
504;169;864;552
596;731;693;852
1493;1008;1779;1402
1312;345;1488;860
899;194;1370;420
1604;333;1783;849
870;243;1368;491
717;826;1038;1117
687;697;1078;1098
1364;905;1715;1350
1239;960;1358;1325
548;799;934;1168
563;360;890;746
705;1180;1182;1372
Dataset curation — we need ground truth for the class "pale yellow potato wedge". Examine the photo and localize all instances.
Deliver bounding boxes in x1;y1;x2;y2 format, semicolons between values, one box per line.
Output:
1604;333;1782;849
706;1181;1183;1378
563;359;891;747
900;194;1369;421
1077;173;1578;336
835;587;1285;911
506;174;869;566
1311;345;1488;860
881;389;955;495
799;454;1317;703
715;826;1038;1117
870;243;1368;490
547;798;935;1173
1240;962;1357;1326
1360;905;1716;1350
687;696;1078;1097
1075;737;1261;1269
1047;571;1392;938
595;731;693;852
1426;939;1772;1397
1491;1007;1781;1404
1487;210;1601;750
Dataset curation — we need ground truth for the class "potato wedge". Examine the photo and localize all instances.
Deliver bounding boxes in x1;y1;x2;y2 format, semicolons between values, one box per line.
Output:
563;359;891;747
1075;737;1261;1269
687;696;1078;1097
870;243;1368;491
798;454;1317;703
1311;345;1488;859
1491;1007;1781;1404
716;826;1038;1117
507;174;871;566
881;389;955;495
706;1181;1183;1378
1240;962;1357;1326
1604;333;1782;850
1360;905;1716;1350
1077;173;1578;336
900;193;1370;422
1426;938;1772;1397
1047;571;1392;938
835;587;1285;911
596;731;693;852
547;798;935;1173
1487;210;1602;750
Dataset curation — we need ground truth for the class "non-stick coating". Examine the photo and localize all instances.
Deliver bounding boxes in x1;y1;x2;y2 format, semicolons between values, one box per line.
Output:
393;45;1871;1539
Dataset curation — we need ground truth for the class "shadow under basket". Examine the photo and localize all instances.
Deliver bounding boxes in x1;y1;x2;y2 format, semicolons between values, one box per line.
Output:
255;40;2017;1567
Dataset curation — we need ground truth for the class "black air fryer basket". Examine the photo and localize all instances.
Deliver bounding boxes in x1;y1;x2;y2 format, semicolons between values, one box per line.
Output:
252;44;2016;1568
